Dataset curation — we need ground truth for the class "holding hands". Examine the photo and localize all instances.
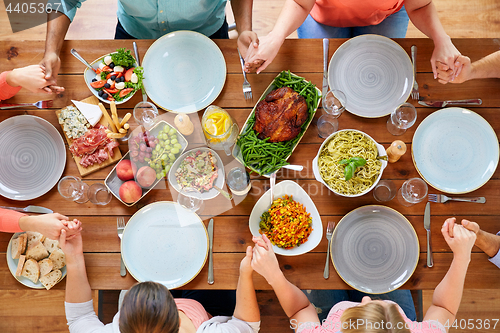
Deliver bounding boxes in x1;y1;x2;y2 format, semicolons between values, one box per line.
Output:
6;64;64;94
251;234;282;283
18;213;82;241
441;217;476;261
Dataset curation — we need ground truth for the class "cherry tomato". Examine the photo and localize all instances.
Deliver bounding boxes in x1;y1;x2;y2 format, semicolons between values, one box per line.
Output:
104;87;119;94
90;80;106;89
119;88;134;98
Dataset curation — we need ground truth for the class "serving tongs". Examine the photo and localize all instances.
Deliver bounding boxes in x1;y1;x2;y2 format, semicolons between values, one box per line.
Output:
132;42;148;102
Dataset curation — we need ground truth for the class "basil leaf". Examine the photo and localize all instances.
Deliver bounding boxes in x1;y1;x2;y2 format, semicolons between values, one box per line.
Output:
339;158;351;165
344;164;355;181
351;157;366;167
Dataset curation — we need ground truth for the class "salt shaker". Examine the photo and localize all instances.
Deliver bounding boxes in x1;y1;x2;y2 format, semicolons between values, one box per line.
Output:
386;140;407;163
174;113;194;136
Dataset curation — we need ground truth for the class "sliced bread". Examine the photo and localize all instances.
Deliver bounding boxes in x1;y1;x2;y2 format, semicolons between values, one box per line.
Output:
21;258;40;283
49;249;66;270
26;231;45;249
39;269;62;290
11;233;27;259
43;238;60;254
39;258;53;277
25;241;49;261
15;255;26;277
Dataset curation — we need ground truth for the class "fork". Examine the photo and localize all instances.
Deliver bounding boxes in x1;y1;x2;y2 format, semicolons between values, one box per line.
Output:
0;100;53;110
323;221;335;279
237;49;253;100
117;217;126;277
428;194;486;204
411;45;419;100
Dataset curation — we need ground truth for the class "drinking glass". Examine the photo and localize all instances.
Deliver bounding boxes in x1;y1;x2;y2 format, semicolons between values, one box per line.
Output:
373;180;397;202
322;89;346;118
177;187;204;213
227;166;251;196
317;114;339;138
387;103;417;136
88;183;112;205
58;176;89;204
133;101;158;128
397;178;428;207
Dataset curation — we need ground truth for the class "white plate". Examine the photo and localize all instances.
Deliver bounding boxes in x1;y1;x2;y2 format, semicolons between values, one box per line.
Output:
249;180;322;256
142;30;226;113
412;107;499;193
328;35;413;118
6;232;67;289
168;147;225;200
121;201;208;289
83;52;137;105
331;205;419;294
0;115;66;200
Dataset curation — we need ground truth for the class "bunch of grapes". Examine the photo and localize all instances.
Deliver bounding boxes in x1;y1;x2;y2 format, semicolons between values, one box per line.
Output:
149;125;183;179
129;130;158;164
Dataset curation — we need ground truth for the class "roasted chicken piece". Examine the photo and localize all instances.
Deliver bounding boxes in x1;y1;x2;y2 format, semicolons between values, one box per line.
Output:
253;87;308;142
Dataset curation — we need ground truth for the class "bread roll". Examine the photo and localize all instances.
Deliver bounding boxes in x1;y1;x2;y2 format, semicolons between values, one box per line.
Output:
26;241;49;261
15;255;26;277
39;258;53;277
26;231;45;249
21;259;40;283
39;269;62;290
11;233;27;259
43;238;60;254
49;249;66;270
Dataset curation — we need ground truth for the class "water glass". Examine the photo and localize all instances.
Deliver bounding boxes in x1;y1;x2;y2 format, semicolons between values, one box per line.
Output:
387;103;417;136
397;178;428;207
322;89;346;118
58;176;89;204
227;166;251;196
373;180;397;202
88;183;112;205
133;101;158;128
317;114;339;138
177;187;204;213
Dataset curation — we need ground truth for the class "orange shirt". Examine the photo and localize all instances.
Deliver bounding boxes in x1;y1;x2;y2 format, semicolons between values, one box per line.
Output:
310;0;405;27
0;71;22;101
0;208;25;233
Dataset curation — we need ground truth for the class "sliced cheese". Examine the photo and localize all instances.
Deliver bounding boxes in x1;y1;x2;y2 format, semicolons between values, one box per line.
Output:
72;100;103;127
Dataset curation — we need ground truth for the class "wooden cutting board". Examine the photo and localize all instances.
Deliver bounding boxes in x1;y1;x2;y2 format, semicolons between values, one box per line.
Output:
55;95;122;177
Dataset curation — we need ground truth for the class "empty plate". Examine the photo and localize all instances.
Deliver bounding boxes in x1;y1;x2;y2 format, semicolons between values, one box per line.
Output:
328;35;413;118
331;205;419;294
0;115;66;200
412;107;499;193
142;30;226;113
121;201;208;289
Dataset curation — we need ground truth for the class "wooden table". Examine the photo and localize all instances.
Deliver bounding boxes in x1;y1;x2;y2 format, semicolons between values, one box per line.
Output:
1;38;499;292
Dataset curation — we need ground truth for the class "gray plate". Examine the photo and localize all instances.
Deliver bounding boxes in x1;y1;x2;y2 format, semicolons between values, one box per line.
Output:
331;205;419;294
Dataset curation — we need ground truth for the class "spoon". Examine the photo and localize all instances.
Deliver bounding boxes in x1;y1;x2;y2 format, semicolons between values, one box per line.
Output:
270;172;276;206
282;164;303;171
70;49;96;73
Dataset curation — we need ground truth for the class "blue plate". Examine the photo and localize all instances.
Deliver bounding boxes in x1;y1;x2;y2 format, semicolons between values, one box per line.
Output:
121;201;208;289
142;31;226;113
412;107;499;193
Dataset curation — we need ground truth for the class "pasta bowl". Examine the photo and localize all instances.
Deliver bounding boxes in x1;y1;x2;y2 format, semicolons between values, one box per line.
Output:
312;129;387;197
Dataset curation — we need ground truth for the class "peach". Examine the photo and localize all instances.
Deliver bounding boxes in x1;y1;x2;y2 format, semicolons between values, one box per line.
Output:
136;166;156;188
119;181;142;204
116;159;134;181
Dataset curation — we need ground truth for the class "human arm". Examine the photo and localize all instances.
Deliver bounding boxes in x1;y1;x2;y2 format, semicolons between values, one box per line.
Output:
18;214;81;240
232;0;259;59
244;0;315;73
4;65;65;94
461;219;500;258
423;218;476;329
251;235;318;324
404;0;460;79
233;246;260;323
437;51;500;84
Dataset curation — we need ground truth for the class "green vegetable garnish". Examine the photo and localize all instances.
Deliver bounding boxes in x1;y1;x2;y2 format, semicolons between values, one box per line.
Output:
125;66;144;91
111;48;136;68
339;157;366;181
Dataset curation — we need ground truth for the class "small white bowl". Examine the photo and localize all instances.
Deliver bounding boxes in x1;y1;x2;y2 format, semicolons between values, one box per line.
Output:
83;52;138;105
312;129;387;197
249;180;322;256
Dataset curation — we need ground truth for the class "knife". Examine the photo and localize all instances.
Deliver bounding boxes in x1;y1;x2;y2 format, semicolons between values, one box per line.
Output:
418;99;482;107
0;205;53;214
207;218;214;284
322;38;329;98
133;42;147;102
424;202;433;268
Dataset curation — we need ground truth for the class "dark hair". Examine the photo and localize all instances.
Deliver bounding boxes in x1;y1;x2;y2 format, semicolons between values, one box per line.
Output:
119;281;180;333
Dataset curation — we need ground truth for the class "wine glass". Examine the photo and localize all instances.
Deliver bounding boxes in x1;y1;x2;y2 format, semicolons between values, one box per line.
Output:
387;103;417;136
58;176;89;204
397;178;428;207
177;187;204;213
322;89;346;118
133;101;158;128
88;183;112;205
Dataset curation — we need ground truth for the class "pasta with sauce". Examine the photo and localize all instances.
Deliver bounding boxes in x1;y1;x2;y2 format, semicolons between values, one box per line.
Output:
318;131;381;195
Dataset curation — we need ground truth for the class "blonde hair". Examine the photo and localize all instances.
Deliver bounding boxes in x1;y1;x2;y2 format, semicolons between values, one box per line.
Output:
119;281;180;333
340;302;411;333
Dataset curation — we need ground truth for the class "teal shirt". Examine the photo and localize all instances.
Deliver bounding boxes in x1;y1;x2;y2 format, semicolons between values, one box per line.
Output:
58;0;227;38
